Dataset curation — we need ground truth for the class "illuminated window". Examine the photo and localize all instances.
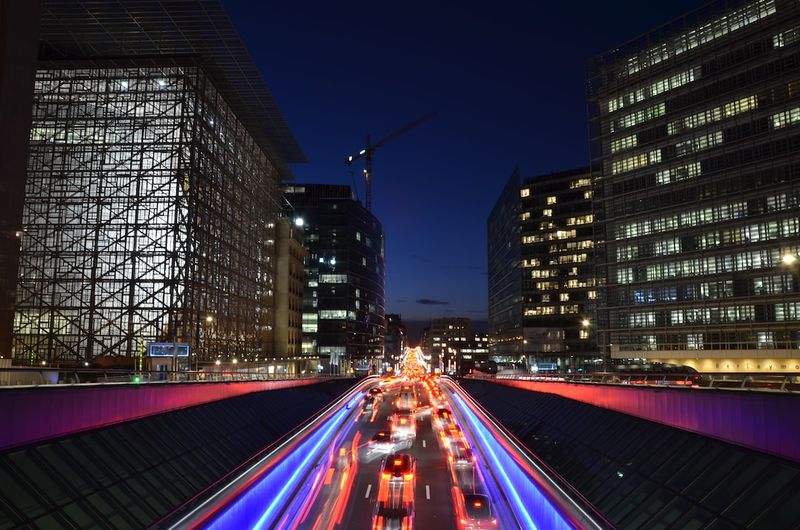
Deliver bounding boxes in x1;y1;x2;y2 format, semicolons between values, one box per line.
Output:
566;214;594;226
588;291;596;300
570;178;591;189
611;149;662;175
687;333;703;350
606;68;698;113
579;329;589;340
319;274;348;283
546;196;557;205
319;309;347;319
675;130;723;156
668;95;757;134
613;103;665;131
629;312;656;327
520;211;531;221
609;134;638;153
656;162;702;185
624;0;776;75
520;188;530;197
584;190;593;199
771;107;800;129
542;294;551;302
774;26;800;48
560;305;579;314
543;209;553;217
757;331;775;349
559;293;570;301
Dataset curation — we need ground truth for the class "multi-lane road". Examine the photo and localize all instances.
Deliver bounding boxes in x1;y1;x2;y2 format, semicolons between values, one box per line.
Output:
295;372;517;529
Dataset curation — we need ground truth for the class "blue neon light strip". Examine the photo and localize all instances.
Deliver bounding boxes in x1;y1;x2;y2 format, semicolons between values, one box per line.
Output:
206;392;362;529
451;392;573;530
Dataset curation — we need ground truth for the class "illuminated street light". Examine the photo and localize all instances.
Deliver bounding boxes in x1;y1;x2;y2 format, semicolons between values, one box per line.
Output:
205;315;214;323
581;318;591;328
782;254;798;266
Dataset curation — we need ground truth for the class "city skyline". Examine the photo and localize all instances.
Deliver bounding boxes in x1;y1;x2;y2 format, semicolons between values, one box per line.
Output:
223;0;708;321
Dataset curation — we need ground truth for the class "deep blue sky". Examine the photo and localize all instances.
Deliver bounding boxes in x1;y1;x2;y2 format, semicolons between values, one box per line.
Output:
223;0;705;326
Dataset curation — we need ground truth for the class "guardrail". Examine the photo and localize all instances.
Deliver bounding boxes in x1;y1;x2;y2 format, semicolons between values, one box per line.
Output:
468;371;800;393
161;377;372;528
0;367;333;387
442;377;612;530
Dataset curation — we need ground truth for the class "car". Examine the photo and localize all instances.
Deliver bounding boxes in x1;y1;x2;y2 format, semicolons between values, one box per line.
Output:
389;408;417;440
448;441;475;468
369;387;385;399
362;395;376;410
361;431;411;462
433;407;454;430
454;492;497;529
372;501;415;530
380;453;416;485
439;423;464;448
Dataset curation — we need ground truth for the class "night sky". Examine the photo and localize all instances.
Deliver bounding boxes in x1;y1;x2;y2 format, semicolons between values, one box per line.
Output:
222;0;706;334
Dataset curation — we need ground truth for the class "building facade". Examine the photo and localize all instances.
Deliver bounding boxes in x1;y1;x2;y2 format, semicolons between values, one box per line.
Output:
423;317;472;372
488;167;524;359
284;184;385;372
384;313;407;368
587;0;800;372
11;1;305;366
274;218;305;356
488;168;598;370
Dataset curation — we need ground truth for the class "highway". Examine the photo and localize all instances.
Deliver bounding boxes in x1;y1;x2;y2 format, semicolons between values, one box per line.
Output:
293;361;522;529
175;348;607;529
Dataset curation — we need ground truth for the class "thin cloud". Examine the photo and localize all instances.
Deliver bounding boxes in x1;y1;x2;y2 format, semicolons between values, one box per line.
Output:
416;298;449;305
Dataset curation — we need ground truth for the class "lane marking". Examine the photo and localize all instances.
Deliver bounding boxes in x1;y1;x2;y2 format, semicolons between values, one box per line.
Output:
426;485;431;500
422;439;426;448
364;484;372;499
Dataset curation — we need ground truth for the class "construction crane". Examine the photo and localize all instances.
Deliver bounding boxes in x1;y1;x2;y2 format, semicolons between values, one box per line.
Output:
345;111;437;211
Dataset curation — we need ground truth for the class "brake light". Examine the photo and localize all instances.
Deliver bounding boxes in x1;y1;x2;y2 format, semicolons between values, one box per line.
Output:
474;501;482;507
403;473;414;480
393;458;402;466
382;472;391;479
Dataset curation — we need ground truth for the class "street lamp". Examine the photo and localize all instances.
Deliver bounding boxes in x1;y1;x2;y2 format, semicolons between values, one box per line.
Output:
782;253;798;266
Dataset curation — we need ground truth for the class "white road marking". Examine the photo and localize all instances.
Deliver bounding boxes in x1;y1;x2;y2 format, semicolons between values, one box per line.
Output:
422;439;426;448
365;484;372;498
426;485;431;500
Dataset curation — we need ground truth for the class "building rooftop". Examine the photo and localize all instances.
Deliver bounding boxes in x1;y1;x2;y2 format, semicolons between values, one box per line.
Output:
38;0;306;165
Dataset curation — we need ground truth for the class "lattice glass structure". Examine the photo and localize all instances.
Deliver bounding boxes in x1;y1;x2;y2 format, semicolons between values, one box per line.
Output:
13;65;280;365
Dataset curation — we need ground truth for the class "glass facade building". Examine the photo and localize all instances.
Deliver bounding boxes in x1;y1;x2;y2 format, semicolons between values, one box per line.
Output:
587;0;800;371
488;167;597;368
15;65;284;365
284;184;385;371
12;1;305;366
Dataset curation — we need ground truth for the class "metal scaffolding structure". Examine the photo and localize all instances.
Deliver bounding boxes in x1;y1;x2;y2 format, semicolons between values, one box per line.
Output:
14;65;281;365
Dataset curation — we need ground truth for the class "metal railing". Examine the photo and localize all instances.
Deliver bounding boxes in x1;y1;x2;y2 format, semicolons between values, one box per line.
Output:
0;367;351;388
466;371;800;393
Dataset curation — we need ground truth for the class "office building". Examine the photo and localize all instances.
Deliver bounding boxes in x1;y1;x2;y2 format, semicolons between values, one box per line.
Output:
12;1;305;366
274;218;305;357
587;0;800;372
384;313;407;367
488;167;598;370
424;317;472;372
284;184;385;372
